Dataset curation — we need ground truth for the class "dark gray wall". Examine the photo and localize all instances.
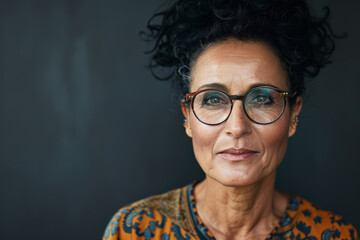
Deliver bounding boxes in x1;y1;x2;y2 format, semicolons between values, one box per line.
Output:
0;1;359;239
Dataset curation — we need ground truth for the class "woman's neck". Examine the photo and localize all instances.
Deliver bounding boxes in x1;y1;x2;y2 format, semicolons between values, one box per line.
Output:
194;173;287;240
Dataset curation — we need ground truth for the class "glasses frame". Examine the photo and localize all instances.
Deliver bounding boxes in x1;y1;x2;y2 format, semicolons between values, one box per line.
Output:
182;85;294;125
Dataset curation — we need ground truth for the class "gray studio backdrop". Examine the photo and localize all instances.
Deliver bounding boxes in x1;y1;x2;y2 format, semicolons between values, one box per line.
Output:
0;0;359;239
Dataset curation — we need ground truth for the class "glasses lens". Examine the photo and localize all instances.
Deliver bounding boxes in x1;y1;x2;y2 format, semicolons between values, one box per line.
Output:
244;88;285;124
193;90;231;125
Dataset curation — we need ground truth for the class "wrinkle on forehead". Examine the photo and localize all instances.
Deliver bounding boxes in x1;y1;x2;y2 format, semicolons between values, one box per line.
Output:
190;39;288;93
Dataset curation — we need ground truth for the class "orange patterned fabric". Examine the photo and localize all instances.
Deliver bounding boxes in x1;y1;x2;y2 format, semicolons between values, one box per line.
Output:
103;182;359;240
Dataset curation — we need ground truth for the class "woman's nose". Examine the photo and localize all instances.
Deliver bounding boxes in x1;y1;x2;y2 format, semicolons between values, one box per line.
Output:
224;101;252;138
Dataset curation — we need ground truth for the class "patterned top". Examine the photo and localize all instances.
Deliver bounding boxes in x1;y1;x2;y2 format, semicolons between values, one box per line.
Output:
103;182;359;240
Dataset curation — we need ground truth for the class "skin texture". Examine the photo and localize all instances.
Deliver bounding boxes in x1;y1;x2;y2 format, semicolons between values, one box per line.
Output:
181;39;303;239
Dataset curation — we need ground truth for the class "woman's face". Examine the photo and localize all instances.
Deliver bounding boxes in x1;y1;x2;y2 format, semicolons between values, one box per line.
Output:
182;39;302;187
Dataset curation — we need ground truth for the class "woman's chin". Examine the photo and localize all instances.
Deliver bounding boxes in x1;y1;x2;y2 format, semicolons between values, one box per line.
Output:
207;168;262;188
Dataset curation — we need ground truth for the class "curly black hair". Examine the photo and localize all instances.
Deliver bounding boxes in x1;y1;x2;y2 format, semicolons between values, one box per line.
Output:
142;0;337;103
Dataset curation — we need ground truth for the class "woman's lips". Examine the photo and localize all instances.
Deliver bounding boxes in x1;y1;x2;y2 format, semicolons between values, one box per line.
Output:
219;148;259;161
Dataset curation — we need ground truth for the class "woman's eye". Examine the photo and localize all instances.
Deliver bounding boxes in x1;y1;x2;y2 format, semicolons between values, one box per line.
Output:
254;95;271;103
206;97;221;104
202;93;227;106
249;95;273;107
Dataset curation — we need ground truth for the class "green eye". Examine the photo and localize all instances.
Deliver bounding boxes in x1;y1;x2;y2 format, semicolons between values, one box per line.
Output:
252;95;271;104
202;92;228;106
247;89;274;108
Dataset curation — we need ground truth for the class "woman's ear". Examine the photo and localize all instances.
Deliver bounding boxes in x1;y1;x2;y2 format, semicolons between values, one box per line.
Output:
181;103;192;138
288;96;303;137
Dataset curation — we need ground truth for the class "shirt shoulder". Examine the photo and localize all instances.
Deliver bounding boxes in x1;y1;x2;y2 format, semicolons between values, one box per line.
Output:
277;195;359;240
102;184;200;240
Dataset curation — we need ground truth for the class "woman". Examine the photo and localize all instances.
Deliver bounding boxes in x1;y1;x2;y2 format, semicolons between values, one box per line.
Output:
103;0;359;239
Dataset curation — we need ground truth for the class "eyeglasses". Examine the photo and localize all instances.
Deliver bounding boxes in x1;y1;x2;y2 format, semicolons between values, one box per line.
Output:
183;86;294;125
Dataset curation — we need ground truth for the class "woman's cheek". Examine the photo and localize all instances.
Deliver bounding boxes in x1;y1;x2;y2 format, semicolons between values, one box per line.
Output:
190;119;220;172
259;119;291;169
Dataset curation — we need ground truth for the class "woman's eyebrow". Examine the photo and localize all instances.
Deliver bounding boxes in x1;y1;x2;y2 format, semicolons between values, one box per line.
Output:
197;83;228;92
247;83;280;89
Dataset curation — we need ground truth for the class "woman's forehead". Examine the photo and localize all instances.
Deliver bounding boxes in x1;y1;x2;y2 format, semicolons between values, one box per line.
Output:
190;39;289;93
